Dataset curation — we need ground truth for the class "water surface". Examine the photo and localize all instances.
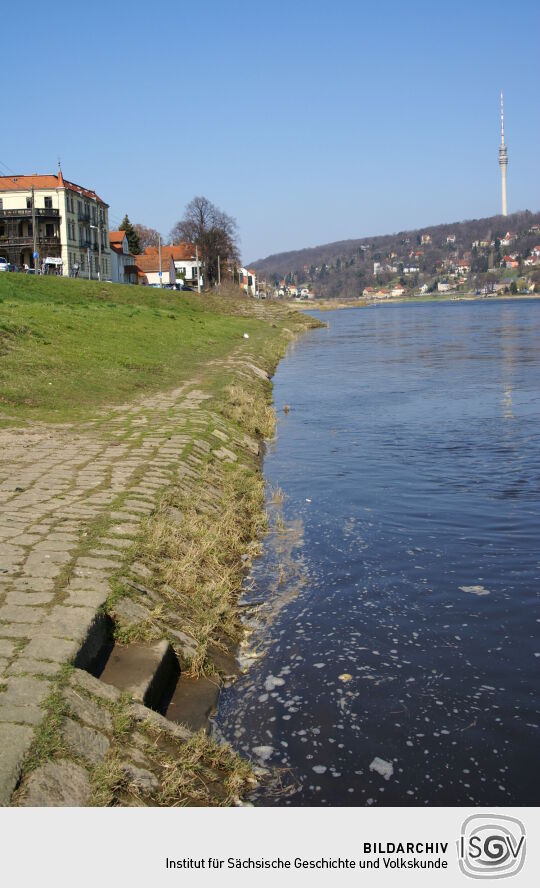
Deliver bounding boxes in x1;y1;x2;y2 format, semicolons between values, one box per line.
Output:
215;299;540;805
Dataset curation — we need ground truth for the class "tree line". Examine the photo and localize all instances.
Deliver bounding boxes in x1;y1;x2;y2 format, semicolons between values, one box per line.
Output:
118;196;240;286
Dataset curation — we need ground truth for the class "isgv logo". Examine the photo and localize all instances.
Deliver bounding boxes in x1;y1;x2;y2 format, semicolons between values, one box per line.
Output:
458;815;526;879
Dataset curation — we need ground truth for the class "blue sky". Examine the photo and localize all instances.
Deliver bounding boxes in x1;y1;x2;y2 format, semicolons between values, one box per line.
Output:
4;0;539;261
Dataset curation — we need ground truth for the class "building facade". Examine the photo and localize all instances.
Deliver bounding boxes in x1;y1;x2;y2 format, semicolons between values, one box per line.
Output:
109;231;138;284
135;244;202;288
0;169;110;279
134;251;176;286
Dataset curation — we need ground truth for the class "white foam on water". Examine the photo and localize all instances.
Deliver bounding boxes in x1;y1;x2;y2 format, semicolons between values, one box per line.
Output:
369;757;394;781
252;745;274;761
459;585;490;596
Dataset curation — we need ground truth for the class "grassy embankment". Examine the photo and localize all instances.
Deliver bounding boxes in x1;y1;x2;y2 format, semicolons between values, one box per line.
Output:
0;274;296;425
0;274;321;669
0;274;321;804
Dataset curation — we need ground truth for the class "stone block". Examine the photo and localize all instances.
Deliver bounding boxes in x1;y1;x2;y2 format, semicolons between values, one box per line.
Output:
62;687;112;731
24;635;79;663
130;702;192;741
69;668;121;704
113;598;152;627
62;718;110;764
64;589;109;609
0;639;15;657
0;723;35;805
39;605;96;641
121;762;158;793
213;447;238;463
0;605;46;624
5;592;54;606
8;658;60;677
0;623;36;639
17;759;90;807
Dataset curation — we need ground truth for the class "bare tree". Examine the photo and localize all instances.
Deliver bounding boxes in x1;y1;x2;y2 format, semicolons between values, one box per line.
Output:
133;223;162;251
170;196;240;285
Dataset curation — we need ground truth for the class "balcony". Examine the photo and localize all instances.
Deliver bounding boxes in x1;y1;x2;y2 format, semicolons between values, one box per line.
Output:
78;211;91;222
6;235;60;247
0;207;60;219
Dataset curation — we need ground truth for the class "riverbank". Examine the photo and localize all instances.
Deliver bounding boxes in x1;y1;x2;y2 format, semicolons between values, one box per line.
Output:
0;275;322;806
292;292;539;312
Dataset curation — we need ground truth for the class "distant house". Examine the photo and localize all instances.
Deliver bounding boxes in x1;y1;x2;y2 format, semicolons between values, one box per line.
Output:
139;243;201;288
456;261;470;274
239;267;257;295
373;261;382;274
109;231;138;284
446;234;456;244
391;285;405;297
362;286;376;297
438;281;452;292
420;233;432;245
403;265;419;274
500;231;517;246
165;243;202;288
374;288;390;299
503;255;519;269
419;284;429;294
134;250;176;286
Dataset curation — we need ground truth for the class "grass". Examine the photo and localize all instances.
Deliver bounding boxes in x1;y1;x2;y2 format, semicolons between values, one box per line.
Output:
135;461;265;675
221;383;275;438
0;275;294;424
19;666;73;778
156;732;255;807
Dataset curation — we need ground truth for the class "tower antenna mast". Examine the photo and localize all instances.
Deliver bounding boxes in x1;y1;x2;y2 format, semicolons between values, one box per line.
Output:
499;91;508;216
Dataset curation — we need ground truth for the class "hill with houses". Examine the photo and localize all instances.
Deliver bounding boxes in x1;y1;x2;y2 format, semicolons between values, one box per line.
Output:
251;210;540;299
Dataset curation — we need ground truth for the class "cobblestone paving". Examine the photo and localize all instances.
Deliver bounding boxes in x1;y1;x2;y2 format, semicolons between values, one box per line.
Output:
0;373;258;804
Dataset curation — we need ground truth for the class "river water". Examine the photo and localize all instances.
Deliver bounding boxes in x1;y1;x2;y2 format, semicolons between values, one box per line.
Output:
214;299;540;806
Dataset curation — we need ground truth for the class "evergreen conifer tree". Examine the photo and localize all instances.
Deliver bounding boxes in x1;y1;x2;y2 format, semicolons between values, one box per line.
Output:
119;214;141;255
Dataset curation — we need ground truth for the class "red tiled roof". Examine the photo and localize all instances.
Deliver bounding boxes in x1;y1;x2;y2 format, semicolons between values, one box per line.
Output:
0;173;107;204
109;231;126;245
142;243;198;262
134;253;166;273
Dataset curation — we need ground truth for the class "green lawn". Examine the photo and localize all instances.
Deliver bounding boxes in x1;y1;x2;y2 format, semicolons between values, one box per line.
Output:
0;275;275;424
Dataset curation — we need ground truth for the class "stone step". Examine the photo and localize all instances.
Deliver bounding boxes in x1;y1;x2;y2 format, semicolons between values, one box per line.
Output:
97;639;180;712
165;674;221;732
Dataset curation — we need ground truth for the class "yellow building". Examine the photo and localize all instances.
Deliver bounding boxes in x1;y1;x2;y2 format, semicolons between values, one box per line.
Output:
0;168;110;278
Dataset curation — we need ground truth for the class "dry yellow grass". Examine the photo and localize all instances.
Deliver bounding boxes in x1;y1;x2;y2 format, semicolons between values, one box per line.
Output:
222;383;275;439
140;463;265;675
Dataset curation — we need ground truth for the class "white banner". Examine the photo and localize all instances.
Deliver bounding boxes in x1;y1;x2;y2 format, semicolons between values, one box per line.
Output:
0;806;537;887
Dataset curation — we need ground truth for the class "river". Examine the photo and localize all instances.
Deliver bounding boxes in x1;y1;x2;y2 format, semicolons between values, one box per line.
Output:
214;298;540;806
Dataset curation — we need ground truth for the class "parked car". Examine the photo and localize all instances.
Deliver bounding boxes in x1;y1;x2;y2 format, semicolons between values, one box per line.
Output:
0;256;10;272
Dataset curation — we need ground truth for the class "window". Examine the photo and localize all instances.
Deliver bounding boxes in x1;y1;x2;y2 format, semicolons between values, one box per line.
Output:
46;223;54;238
26;197;32;209
0;198;3;209
44;196;53;209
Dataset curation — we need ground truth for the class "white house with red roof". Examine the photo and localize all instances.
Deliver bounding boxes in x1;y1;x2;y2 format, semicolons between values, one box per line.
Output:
239;266;257;296
109;231;138;284
0;168;110;278
134;243;202;288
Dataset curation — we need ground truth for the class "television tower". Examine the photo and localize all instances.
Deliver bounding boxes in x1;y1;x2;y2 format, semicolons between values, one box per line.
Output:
499;91;508;216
